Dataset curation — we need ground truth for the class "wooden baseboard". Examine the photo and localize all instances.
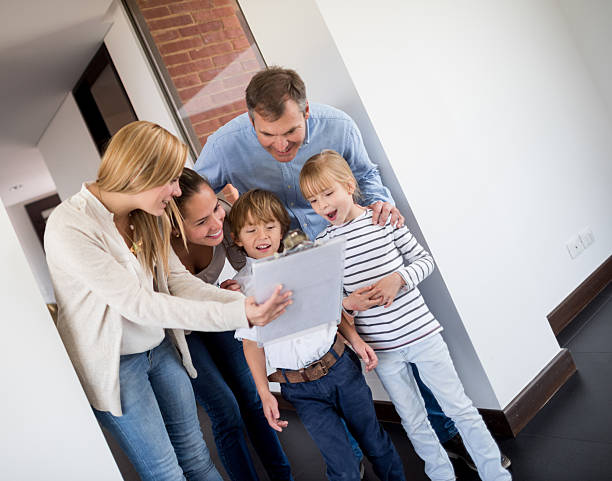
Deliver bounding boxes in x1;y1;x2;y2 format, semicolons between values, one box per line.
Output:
482;348;577;437
548;255;612;335
274;348;576;439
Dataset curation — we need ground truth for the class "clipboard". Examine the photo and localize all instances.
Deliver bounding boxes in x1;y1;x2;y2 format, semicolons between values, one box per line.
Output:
251;237;346;344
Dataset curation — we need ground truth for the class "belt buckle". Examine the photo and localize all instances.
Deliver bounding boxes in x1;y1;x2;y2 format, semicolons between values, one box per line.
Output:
307;359;328;379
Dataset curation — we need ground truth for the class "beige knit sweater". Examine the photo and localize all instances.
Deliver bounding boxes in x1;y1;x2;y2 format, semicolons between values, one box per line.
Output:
44;184;248;416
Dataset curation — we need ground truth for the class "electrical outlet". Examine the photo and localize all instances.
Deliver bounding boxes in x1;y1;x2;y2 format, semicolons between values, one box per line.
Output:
566;235;584;259
579;227;595;248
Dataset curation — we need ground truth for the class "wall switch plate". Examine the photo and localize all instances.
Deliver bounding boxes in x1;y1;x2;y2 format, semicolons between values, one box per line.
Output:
566;235;584;259
579;227;595;248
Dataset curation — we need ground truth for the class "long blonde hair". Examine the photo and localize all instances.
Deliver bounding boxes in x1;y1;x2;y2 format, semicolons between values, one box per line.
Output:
97;121;187;276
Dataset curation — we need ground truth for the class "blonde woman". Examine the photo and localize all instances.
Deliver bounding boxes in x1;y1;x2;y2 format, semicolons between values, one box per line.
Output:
44;121;291;481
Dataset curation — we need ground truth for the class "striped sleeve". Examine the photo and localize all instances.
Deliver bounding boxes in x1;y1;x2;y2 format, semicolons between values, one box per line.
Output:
391;224;435;289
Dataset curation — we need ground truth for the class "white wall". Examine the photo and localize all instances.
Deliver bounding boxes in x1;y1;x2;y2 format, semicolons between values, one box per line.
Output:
0;145;56;207
38;92;101;200
560;0;612;119
0;202;122;480
239;0;499;407
6;193;56;303
313;0;612;407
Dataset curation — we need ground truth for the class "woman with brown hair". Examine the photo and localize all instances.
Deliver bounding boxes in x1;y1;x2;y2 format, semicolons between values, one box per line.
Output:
44;121;291;481
171;168;293;481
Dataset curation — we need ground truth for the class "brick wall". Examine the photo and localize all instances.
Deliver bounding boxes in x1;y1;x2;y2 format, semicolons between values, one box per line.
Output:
136;0;264;147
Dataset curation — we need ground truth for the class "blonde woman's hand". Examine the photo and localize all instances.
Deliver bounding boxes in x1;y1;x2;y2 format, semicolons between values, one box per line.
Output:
245;285;292;327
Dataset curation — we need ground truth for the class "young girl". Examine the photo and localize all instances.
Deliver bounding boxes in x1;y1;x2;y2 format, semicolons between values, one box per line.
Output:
171;168;293;481
299;150;511;481
44;121;290;481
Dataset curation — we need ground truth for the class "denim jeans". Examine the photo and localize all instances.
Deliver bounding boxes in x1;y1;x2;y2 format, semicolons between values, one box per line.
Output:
412;364;458;443
344;365;455;463
94;336;222;481
281;347;405;481
376;334;512;481
188;331;293;481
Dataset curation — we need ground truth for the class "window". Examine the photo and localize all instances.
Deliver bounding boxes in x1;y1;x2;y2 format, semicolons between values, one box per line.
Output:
123;0;266;156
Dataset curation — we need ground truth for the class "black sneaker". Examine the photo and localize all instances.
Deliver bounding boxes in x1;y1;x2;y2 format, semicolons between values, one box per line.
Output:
442;433;511;471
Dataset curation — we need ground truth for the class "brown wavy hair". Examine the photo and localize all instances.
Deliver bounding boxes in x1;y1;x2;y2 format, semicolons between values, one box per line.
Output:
228;189;291;245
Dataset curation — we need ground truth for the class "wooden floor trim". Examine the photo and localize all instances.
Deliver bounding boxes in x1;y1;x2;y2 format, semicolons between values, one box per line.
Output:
274;348;576;438
482;348;576;437
548;255;612;335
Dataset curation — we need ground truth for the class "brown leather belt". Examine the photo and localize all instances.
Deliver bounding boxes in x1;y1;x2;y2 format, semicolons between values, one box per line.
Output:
268;336;345;384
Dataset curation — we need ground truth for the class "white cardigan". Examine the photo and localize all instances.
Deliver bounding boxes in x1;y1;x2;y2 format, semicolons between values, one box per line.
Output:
44;184;248;416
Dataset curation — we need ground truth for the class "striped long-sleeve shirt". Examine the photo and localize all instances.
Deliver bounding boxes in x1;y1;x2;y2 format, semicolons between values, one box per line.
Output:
316;209;442;351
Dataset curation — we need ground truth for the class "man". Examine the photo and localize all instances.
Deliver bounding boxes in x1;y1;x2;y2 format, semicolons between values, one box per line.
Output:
195;66;401;240
195;67;509;471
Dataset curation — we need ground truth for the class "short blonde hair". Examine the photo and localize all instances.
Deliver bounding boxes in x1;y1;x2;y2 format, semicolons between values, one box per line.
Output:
299;149;360;201
228;189;291;243
97;121;187;276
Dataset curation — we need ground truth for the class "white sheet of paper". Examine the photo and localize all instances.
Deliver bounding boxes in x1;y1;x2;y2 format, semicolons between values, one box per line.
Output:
251;237;346;344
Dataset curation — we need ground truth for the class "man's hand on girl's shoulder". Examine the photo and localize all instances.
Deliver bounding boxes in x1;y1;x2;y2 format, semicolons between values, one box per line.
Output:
368;200;405;228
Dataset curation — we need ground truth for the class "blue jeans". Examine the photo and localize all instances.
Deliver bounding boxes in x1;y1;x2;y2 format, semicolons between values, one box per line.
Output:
94;336;222;481
343;365;454;463
412;364;458;443
188;331;293;481
281;347;405;481
376;334;511;481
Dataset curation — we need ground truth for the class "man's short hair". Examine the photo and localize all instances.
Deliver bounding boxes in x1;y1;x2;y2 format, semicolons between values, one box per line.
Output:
246;67;307;121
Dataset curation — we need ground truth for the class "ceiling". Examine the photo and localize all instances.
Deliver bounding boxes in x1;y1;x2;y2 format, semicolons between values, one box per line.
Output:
0;0;113;205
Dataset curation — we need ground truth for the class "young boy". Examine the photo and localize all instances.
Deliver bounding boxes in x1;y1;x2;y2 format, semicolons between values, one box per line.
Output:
300;150;512;481
230;189;406;481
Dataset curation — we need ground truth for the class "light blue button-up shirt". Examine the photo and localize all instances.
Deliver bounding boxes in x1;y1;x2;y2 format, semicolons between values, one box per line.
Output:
195;103;392;240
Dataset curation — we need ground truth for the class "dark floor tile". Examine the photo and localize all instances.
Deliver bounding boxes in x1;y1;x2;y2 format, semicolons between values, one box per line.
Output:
565;296;612;353
277;410;434;481
101;428;141;481
378;421;430;481
276;410;327;481
557;283;612;347
498;434;612;481
520;352;612;444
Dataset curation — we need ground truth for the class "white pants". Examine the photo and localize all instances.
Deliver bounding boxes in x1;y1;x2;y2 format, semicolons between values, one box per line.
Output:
375;334;512;481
